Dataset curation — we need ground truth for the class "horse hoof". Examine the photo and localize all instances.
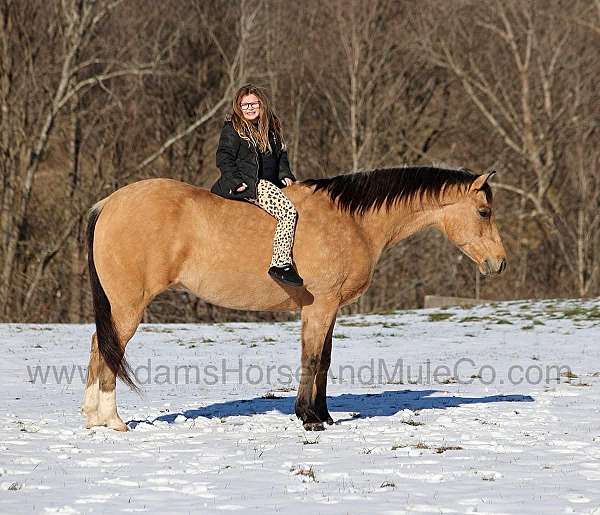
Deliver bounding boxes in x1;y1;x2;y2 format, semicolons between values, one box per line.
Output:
84;416;99;429
314;411;334;425
303;422;325;431
106;417;128;432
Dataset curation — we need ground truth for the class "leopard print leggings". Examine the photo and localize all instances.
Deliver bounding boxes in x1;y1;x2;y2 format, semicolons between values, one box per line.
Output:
247;179;297;267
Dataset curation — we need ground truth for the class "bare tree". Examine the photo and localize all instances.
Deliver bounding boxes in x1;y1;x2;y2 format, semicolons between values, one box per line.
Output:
418;0;600;297
0;0;158;316
1;0;598;322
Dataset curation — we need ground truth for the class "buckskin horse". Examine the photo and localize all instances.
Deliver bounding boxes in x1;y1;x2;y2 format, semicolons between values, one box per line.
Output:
82;166;506;431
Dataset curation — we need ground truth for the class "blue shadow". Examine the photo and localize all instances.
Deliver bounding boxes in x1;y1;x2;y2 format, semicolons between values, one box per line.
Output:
128;389;534;428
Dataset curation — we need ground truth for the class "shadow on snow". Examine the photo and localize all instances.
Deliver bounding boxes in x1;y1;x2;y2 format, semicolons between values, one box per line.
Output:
128;390;534;429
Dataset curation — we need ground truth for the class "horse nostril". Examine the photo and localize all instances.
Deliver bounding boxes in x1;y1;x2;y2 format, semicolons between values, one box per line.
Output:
498;258;507;274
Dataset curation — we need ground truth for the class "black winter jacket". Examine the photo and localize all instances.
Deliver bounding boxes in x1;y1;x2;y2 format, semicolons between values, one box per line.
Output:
211;120;296;201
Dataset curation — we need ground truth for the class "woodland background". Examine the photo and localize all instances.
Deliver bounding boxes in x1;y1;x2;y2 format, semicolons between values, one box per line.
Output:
0;0;598;323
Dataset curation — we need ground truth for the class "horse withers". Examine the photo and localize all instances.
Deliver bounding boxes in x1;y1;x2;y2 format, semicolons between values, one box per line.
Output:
81;166;506;431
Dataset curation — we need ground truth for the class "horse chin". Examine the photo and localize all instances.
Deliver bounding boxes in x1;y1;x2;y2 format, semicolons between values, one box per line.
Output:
477;260;493;276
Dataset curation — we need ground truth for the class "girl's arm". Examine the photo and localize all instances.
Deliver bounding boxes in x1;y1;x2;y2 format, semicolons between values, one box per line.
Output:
278;149;297;184
216;124;246;192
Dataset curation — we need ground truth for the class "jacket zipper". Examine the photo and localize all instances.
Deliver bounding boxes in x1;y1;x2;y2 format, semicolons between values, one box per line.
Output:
251;130;277;197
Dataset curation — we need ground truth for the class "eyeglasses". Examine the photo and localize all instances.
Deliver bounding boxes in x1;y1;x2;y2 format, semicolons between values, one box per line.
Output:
240;101;260;111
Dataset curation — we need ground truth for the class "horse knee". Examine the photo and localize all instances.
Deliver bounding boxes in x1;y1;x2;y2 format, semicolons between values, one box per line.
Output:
300;353;320;378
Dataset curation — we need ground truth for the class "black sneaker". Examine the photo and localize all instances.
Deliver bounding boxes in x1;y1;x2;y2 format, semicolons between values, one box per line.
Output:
268;264;304;287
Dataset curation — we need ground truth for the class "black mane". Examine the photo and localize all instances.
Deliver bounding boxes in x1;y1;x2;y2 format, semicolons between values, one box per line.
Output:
302;166;491;216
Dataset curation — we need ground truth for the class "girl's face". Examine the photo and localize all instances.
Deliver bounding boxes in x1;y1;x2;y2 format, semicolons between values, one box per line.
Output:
240;93;261;121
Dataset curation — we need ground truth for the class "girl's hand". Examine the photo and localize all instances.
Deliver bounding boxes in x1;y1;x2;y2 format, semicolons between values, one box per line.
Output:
282;178;294;187
236;182;248;192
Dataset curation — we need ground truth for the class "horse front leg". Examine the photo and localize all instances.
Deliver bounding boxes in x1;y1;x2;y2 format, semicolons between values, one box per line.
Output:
312;317;335;426
295;301;338;431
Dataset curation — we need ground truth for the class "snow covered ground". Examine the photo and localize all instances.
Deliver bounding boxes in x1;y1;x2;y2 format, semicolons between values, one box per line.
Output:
1;298;600;514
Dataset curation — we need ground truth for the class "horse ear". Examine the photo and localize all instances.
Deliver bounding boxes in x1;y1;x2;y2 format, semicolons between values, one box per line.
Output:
470;170;496;192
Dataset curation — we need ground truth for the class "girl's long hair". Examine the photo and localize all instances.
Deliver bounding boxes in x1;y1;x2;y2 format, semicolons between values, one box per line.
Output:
230;84;285;152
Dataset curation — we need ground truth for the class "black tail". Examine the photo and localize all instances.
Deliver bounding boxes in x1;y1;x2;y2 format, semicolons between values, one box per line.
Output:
86;204;138;391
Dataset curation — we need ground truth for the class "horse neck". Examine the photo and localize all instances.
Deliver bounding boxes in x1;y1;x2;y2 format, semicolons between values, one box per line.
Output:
358;197;442;257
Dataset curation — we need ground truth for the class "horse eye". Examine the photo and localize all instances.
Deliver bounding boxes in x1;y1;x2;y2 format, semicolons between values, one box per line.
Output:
478;207;491;219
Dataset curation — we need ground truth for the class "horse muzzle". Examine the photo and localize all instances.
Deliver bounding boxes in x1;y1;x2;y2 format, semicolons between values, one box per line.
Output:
480;257;507;276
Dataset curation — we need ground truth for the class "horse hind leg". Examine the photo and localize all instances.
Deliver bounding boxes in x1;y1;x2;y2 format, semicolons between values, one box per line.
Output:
95;302;144;431
81;333;100;428
84;200;156;431
80;323;140;430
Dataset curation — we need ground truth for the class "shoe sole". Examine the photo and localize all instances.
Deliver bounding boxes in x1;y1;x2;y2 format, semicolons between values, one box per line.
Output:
268;271;303;288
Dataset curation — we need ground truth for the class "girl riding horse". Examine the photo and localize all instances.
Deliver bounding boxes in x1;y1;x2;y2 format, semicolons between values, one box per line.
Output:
211;84;303;288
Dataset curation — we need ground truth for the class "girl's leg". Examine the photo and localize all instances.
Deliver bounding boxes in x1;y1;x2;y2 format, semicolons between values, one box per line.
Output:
253;179;297;267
